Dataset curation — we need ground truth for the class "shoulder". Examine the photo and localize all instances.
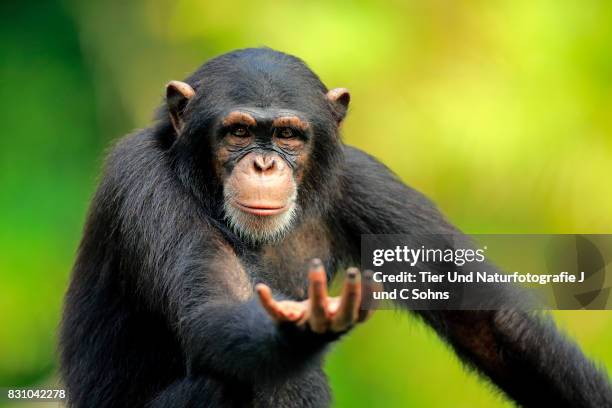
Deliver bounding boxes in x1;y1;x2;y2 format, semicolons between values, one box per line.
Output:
91;127;204;225
105;127;166;177
339;144;434;208
332;144;452;235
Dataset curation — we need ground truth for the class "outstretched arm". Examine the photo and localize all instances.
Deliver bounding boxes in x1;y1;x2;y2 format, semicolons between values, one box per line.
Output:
160;247;375;384
334;145;612;407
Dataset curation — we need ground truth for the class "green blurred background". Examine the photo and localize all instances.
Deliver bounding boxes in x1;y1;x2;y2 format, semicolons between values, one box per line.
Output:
1;0;612;406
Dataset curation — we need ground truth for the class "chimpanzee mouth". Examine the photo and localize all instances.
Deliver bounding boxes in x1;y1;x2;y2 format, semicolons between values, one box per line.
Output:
234;202;289;216
223;196;297;244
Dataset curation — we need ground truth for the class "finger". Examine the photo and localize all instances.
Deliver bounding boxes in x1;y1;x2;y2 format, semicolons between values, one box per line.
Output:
255;283;284;320
331;268;361;331
358;270;381;322
257;284;306;322
308;258;329;333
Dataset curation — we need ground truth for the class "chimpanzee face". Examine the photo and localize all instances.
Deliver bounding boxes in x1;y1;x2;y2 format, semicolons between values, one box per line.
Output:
164;49;349;244
213;107;312;243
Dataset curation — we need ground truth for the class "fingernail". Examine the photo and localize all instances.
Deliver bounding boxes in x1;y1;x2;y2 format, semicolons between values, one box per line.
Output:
362;270;373;280
309;258;323;270
347;267;360;282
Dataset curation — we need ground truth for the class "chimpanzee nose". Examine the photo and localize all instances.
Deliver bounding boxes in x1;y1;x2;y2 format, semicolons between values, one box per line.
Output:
253;155;276;172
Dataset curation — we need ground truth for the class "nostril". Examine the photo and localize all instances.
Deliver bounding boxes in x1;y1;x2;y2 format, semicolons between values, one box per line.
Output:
265;158;276;171
254;156;275;172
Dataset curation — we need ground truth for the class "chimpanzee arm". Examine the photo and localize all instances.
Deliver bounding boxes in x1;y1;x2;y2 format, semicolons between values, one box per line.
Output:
170;242;338;383
334;145;612;407
101;135;335;384
177;288;335;382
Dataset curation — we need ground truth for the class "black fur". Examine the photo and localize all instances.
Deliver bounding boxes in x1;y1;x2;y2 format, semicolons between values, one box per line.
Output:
60;48;612;407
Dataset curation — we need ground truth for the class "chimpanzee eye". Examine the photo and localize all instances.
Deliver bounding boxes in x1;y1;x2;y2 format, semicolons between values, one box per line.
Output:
277;128;294;139
232;126;249;137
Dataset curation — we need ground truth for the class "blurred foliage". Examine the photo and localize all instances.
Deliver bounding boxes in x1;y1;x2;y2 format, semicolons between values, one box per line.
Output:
1;0;612;406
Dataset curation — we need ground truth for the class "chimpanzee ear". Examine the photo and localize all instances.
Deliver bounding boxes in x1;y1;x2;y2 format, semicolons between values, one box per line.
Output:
166;80;196;135
326;88;350;124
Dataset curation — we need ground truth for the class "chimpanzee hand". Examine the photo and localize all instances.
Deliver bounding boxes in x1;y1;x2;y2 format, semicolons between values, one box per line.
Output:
255;259;378;334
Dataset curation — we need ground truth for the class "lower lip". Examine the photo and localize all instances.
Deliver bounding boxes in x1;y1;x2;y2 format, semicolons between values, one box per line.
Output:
235;203;288;216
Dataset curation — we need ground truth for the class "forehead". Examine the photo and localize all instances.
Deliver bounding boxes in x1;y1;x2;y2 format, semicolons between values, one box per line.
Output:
222;107;308;122
198;66;326;113
197;84;323;124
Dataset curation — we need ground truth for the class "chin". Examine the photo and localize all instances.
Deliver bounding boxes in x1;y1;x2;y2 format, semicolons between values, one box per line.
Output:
223;200;297;245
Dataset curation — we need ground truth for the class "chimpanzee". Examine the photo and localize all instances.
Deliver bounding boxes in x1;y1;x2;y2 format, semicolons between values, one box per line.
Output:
60;48;612;407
